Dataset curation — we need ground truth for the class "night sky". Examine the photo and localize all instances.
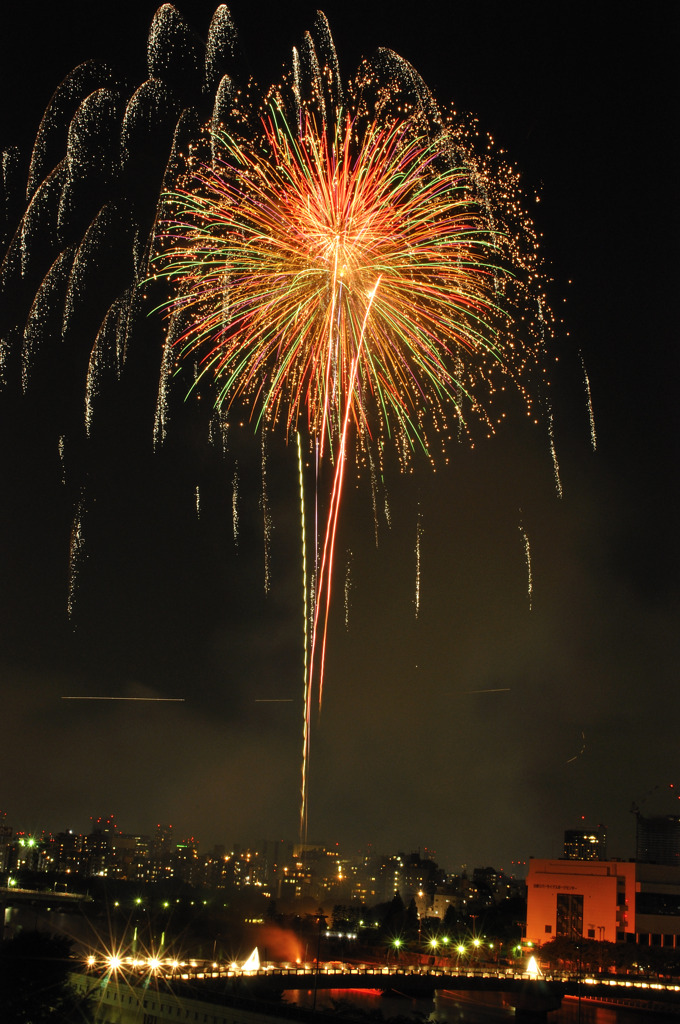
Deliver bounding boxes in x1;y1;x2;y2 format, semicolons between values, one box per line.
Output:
0;1;677;874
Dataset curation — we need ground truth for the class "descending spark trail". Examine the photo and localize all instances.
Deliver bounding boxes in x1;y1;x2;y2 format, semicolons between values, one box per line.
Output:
0;337;9;389
195;485;200;519
344;548;353;629
153;336;174;451
261;432;272;592
414;505;423;618
67;491;86;622
232;464;239;546
547;408;563;499
580;351;597;451
368;449;381;548
58;435;66;485
208;405;230;454
518;511;533;611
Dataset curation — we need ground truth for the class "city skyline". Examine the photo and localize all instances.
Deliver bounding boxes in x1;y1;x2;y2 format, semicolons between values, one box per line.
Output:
5;800;678;878
0;1;677;869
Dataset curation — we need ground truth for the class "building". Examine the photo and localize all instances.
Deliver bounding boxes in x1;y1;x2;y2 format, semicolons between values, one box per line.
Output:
635;862;680;944
636;814;680;867
526;859;635;945
563;825;607;861
526;858;680;948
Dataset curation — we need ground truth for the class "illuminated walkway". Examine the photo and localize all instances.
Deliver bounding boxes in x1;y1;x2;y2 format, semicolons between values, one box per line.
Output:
78;955;680;1013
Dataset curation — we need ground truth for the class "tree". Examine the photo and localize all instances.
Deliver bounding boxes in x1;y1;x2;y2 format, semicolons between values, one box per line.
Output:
0;930;92;1022
380;892;406;933
442;903;464;932
404;899;419;939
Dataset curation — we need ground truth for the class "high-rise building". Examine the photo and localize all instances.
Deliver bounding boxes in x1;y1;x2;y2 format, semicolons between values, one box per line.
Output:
636;814;680;866
563;825;607;861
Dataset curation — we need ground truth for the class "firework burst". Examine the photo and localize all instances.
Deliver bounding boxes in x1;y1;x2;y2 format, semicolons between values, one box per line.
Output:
156;107;516;452
153;39;551;835
0;2;553;841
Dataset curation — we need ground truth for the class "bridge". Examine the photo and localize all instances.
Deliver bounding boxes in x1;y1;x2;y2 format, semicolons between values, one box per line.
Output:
0;884;92;933
0;885;92;908
81;958;680;1023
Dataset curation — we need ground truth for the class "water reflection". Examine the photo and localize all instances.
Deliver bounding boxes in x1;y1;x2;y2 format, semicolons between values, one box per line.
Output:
285;985;680;1023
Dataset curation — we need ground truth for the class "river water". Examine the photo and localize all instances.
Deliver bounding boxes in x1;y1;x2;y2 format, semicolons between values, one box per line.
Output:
284;986;680;1023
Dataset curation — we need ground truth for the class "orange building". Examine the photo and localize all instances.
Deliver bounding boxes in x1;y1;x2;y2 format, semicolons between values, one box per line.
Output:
526;858;680;948
526;859;635;946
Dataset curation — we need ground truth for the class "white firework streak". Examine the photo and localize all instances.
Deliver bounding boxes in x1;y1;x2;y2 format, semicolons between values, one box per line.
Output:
232;463;239;547
454;350;465;441
0;335;11;390
547;407;563;499
518;513;533;611
367;447;380;548
84;338;100;438
579;351;597;452
58;435;66;485
195;485;200;519
344;547;353;629
219;409;229;453
414;506;423;618
261;432;272;593
153;334;174;451
208;405;229;451
67;491;87;622
23;248;73;394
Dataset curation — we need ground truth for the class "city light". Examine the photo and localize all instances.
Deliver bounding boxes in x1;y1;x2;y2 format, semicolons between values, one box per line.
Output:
527;956;541;978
